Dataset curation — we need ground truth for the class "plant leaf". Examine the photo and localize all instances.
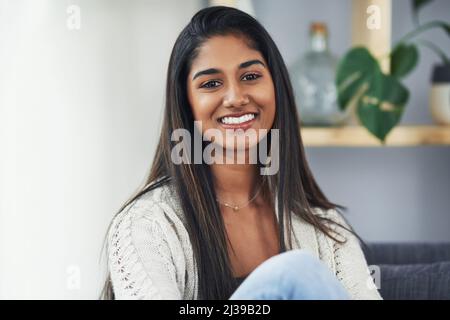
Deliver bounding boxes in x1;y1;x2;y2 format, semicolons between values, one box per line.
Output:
357;74;409;142
335;47;380;111
391;43;419;78
443;23;450;37
432;21;450;37
412;0;433;14
336;47;410;143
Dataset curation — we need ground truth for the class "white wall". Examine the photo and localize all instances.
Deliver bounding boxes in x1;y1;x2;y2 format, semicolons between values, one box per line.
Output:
0;0;201;299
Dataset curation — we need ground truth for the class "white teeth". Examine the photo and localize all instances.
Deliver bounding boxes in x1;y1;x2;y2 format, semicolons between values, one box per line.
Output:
221;113;255;125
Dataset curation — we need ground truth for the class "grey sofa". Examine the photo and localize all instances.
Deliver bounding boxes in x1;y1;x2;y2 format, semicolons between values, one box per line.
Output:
362;242;450;300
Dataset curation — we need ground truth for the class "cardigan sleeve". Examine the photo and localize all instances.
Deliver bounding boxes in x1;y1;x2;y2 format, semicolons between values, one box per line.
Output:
107;200;184;299
325;209;383;300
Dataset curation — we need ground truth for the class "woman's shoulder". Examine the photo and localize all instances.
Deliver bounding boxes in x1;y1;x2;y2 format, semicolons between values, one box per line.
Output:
292;206;349;229
136;178;178;206
106;180;191;299
310;207;351;232
310;206;344;220
290;207;351;248
108;180;185;239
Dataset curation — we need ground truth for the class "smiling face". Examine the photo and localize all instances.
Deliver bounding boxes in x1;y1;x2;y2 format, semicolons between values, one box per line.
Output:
187;34;276;151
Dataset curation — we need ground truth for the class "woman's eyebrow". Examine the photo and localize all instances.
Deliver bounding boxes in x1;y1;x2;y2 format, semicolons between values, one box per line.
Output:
192;59;265;81
239;59;265;69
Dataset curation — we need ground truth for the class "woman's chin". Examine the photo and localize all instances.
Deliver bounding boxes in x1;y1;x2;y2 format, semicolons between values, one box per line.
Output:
222;138;259;152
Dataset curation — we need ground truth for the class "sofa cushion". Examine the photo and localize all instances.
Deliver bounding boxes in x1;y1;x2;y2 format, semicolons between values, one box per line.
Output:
363;243;450;265
376;261;450;300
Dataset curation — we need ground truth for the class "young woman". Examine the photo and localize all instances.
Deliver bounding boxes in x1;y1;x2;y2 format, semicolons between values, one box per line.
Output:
101;6;381;300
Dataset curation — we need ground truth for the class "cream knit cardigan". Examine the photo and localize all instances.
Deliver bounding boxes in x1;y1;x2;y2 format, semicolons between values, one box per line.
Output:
107;183;382;300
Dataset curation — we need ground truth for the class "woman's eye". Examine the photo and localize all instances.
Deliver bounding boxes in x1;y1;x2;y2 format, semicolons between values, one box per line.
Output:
242;73;261;81
201;80;221;89
200;74;261;89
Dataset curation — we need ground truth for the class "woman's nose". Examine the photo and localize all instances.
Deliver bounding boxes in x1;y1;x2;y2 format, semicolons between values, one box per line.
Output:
223;83;249;108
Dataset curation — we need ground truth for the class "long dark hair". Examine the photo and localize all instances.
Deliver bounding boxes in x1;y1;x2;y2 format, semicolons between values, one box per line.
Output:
100;6;353;300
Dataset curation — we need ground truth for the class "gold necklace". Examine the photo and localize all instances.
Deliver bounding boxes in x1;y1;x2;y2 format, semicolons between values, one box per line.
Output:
216;184;263;212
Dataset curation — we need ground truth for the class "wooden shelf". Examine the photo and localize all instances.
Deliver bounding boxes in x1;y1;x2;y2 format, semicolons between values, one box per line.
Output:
301;125;450;147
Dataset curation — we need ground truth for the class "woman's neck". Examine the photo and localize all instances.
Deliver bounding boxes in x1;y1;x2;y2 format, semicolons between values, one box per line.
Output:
210;162;261;205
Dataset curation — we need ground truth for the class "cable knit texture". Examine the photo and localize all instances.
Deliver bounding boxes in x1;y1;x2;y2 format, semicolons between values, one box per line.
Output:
107;183;382;300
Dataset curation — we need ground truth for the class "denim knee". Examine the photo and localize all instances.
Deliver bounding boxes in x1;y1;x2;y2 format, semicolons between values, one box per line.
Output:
269;249;349;299
261;249;322;276
245;250;318;285
230;249;350;299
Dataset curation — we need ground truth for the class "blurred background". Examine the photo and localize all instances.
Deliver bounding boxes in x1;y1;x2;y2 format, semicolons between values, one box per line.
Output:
1;0;449;299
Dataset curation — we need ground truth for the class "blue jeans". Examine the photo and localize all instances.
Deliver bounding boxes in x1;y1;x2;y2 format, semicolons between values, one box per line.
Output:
229;249;350;300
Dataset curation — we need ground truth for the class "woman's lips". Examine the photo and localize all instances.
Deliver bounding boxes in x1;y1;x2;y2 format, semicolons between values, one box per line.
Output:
217;113;258;131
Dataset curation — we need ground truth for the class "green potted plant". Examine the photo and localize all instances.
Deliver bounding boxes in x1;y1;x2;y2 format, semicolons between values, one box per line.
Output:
336;0;450;143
